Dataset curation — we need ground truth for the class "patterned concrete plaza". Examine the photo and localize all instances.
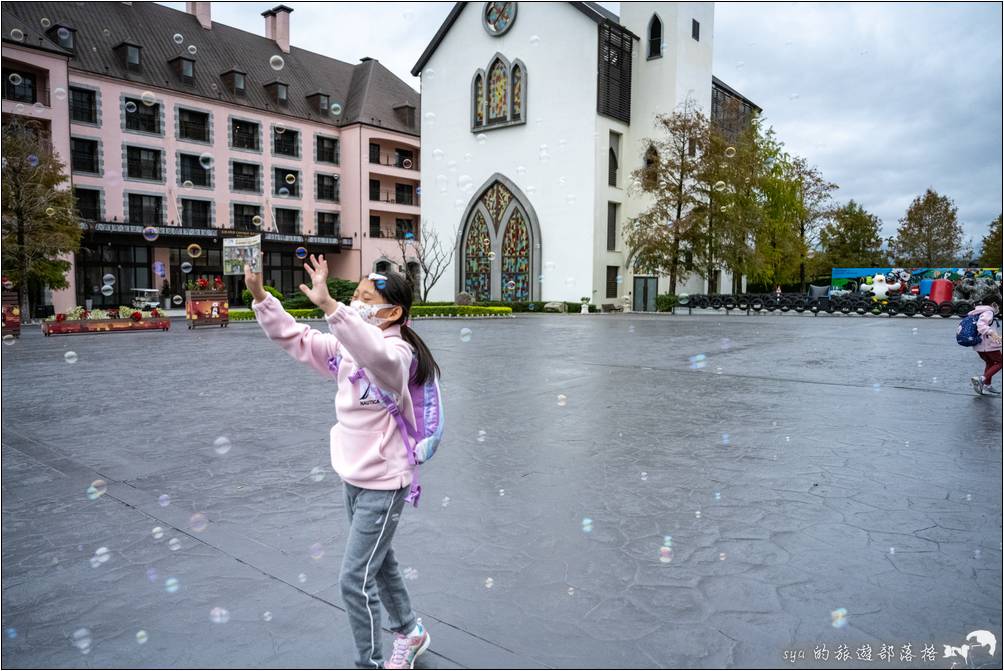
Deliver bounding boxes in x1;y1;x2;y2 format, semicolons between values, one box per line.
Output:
1;313;1001;669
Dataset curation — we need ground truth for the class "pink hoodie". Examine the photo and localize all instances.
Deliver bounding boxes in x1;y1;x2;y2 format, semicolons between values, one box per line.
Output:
968;305;1002;353
252;294;415;490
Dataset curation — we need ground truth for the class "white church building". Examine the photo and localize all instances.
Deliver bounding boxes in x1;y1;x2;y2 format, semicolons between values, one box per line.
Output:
412;1;759;309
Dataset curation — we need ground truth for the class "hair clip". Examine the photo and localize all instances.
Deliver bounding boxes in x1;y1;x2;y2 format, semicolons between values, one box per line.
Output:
368;273;388;281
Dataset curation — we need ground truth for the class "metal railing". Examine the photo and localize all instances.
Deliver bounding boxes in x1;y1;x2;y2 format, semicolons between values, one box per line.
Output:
370;153;419;170
231;129;259;150
370;190;418;206
317;185;339;201
69;101;96;123
179;120;209;142
127;159;161;181
2;82;49;106
125;113;159;134
233;174;258;191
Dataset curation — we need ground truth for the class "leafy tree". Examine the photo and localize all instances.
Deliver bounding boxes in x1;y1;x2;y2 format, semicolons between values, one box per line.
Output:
889;188;963;266
978;214;1002;267
1;118;81;319
789;156;837;291
624;99;707;293
814;200;887;271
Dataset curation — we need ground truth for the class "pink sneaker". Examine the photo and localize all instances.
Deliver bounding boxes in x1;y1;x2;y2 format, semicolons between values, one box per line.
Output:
385;620;430;669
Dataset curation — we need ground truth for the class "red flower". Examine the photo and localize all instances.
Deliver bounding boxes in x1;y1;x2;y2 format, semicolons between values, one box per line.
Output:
81;310;90;319
196;277;209;289
150;308;159;318
55;313;66;322
130;311;142;321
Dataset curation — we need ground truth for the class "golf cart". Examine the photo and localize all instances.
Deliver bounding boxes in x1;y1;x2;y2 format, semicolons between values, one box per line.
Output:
131;288;161;310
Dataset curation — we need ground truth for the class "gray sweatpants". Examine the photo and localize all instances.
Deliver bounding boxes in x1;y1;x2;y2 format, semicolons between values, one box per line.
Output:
340;482;418;669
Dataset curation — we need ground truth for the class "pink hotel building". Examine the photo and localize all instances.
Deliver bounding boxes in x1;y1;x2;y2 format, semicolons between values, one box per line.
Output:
1;1;422;314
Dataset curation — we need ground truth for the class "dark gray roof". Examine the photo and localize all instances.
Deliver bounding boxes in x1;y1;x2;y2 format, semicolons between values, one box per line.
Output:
1;1;420;135
411;2;633;76
1;8;73;56
713;75;761;112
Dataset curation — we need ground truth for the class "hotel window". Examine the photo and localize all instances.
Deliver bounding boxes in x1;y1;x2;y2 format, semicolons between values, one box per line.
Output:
267;82;288;105
316;136;339;164
48;25;76;51
273;168;299;196
607;202;618;251
74;188;101;220
369;179;381;201
181;199;211;228
234;204;260;231
395;218;414;240
69;87;96;123
232;162;259;192
125;98;160;133
128;194;162;225
223;70;247;96
317;212;339;237
126;147;161;181
274;208;299;235
172;57;194;84
273;128;299;157
369;215;381;238
317;174;339;202
692;19;700;41
395;183;414;205
70;138;98;173
606;266;619;298
395;148;414;169
178;109;209;142
648;15;663;58
2;69;37;104
369;142;381;164
116;43;143;71
231;120;259;150
179;153;210;187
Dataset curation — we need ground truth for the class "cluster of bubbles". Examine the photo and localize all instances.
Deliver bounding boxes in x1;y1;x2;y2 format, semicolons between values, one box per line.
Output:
86;479;107;500
581;517;593;533
89;546;110;568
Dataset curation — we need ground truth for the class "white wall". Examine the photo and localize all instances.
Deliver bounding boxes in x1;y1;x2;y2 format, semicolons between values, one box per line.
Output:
419;3;601;302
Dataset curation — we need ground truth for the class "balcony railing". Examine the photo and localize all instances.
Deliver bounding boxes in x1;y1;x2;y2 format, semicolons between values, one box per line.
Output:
233;173;258;192
180;168;209;187
370;190;418;206
274;137;298;156
235;216;260;231
370;153;419;170
3;82;49;106
126;113;159;134
317;224;340;238
232;129;259;150
69;102;96;123
317;186;339;201
179;120;209;142
369;228;418;240
71;153;98;173
275;221;299;236
182;215;211;229
127;160;161;181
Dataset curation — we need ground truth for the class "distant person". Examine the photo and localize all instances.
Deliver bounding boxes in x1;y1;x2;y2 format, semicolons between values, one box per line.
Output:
965;305;1002;395
245;256;439;669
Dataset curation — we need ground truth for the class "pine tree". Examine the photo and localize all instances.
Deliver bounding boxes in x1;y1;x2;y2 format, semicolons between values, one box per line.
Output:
814;200;887;270
1;118;82;319
889;189;963;266
978;214;1002;268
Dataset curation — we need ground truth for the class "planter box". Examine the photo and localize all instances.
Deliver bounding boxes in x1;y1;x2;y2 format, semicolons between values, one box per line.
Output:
186;290;229;329
2;290;20;339
42;317;171;336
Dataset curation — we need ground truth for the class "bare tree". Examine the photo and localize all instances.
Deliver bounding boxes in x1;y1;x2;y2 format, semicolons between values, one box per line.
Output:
397;226;458;303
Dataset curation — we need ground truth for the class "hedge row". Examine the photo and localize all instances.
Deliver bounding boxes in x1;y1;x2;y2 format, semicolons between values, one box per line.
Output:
228;305;513;321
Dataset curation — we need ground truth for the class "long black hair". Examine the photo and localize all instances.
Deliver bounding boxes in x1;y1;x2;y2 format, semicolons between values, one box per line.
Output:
373;271;440;385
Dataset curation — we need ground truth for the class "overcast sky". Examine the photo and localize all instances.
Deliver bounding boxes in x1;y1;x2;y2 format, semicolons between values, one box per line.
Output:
161;1;1002;250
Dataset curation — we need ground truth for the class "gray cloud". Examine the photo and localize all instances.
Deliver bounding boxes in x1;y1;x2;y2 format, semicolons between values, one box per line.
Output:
160;1;1002;248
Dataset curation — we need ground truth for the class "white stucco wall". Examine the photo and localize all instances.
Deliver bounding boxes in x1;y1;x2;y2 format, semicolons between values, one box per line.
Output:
419;2;602;302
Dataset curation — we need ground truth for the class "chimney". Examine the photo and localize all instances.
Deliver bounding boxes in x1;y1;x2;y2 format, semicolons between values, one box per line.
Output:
262;5;293;54
186;2;212;30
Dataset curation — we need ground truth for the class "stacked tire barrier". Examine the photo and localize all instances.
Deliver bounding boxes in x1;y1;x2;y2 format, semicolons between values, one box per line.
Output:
676;292;1003;318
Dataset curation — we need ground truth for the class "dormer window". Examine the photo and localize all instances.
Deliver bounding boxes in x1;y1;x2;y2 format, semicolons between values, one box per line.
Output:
307;92;329;114
171;57;195;84
318;94;329;111
394;103;416;129
266;81;288;106
116;42;142;71
48;25;76;50
222;70;246;96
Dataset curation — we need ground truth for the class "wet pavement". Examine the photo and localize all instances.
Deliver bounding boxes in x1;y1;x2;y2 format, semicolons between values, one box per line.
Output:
2;312;1001;669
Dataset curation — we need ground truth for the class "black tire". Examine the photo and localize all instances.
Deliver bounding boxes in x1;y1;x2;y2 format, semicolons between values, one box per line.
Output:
886;302;899;316
723;296;737;310
920;300;938;318
938;302;955;318
823;299;836;314
696;296;710;309
954;301;974;317
869;302;884;316
793;298;807;313
736;296;749;310
750;297;764;311
778;298;792;312
709;296;723;310
762;296;778;311
901;301;918;317
854;300;868;315
838;300;852;314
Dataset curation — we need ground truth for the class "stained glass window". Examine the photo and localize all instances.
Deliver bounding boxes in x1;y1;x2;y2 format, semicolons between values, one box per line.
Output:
511;65;523;120
488;60;507;121
464;212;491;300
501;210;530;302
474;74;485;127
483;2;516;36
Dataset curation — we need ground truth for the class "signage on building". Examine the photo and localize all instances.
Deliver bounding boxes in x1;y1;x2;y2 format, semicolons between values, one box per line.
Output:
84;222;217;238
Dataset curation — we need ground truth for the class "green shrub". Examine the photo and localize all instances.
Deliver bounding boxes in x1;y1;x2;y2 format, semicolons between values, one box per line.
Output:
656;293;678;312
282;278;358;309
412;305;512;317
564;302;598;313
241;285;282;307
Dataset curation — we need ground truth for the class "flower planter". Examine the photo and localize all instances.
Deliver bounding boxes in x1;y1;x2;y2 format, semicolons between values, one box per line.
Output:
186;290;229;329
42;317;170;336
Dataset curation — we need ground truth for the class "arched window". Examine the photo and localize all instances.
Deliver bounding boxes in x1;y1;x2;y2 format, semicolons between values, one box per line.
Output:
510;64;523;120
463;212;492;300
501;209;530;302
488;59;507;121
648;15;663;59
473;73;485;127
375;260;391;274
608;147;618;187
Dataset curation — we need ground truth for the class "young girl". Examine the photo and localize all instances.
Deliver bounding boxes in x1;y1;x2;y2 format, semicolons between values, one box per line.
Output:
246;255;436;669
969;304;1002;395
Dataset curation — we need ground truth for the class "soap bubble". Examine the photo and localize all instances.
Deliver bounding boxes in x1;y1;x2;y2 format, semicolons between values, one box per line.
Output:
714;181;727;192
688;353;706;369
26;154;39;167
9;28;24;42
516;165;527;175
721;433;730;445
187;44;197;55
64;351;79;364
209;607;230;624
284;173;296;185
695;510;702;519
640;472;648;481
173;33;184;44
309;543;324;560
725;146;737;158
506;280;516;290
41;17;52;28
172;295;183;305
567;587;575;596
309;466;326;482
187;243;203;258
278;187;290;197
330;102;343;116
124;100;138;115
198;152;213;169
55;87;67;101
476;133;487;145
484;577;494;589
71;628;91;654
86;480;107;500
135;630;148;644
498;488;505;497
252;215;263;227
142;226;159;242
189;513;208;532
100;284;114;297
92;546;110;565
830;607;848;628
719;552;727;561
487;251;497;261
432;148;444;160
141;91;156;106
441;496;451;507
581;517;593;533
262;611;273;622
529;34;540;45
158;494;170;507
557;394;567;406
182;179;194;189
295;247;307;260
152;527;164;540
424;111;436;126
57;27;70;41
2;335;14;346
659;546;673;563
459;327;472;343
181;261;193;273
212;436;231;455
477;429;487;443
298;573;307;584
168;538;182;551
165;577;180;593
269;55;285;70
8;73;23;86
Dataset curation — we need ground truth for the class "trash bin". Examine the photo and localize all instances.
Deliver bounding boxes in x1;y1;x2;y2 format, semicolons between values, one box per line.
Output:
919;278;934;297
929;279;954;305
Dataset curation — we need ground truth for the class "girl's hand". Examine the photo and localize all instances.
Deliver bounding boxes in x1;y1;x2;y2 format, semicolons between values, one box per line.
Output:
244;255;267;303
299;254;338;314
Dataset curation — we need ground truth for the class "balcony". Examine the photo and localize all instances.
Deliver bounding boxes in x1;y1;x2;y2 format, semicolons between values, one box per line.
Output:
274;136;298;157
127;160;161;181
233;173;258;192
69;101;96;123
369;190;420;215
232;128;259;151
3;83;49;106
368;153;420;179
179;120;209;142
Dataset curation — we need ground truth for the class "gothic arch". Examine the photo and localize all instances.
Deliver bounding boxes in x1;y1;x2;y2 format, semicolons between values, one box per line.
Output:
456;173;541;301
648;14;663;59
471;69;486;128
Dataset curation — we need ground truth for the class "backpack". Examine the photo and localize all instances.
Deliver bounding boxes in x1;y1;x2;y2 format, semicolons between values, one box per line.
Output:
956;315;981;347
327;353;444;507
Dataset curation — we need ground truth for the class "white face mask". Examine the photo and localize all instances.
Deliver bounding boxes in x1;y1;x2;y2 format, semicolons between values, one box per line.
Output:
350;300;396;326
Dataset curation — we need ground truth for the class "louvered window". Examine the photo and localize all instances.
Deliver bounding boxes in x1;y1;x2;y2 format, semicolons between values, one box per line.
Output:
597;22;633;124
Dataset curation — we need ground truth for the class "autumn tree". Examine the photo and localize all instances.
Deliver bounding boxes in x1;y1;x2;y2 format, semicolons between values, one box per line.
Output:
814;200;887;271
1;119;81;319
396;224;458;303
889;188;964;266
788;156;837;291
624;99;707;293
978;214;1002;268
